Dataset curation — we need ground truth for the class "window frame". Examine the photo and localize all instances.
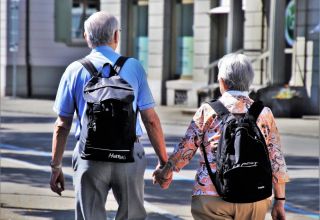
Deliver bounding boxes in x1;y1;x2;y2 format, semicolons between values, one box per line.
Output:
54;0;100;46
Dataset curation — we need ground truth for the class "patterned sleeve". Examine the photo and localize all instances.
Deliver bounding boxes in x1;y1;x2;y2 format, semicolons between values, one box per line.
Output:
168;104;213;172
257;107;290;183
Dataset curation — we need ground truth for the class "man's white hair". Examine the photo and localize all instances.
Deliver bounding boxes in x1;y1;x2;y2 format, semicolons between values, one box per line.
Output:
218;53;254;91
84;11;119;48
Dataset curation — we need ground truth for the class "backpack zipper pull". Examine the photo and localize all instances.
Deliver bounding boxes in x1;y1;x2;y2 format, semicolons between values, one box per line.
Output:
110;102;115;117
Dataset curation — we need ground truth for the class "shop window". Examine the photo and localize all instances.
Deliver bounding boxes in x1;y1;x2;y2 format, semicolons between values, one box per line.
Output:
55;0;100;46
129;0;149;70
175;0;194;78
174;90;188;105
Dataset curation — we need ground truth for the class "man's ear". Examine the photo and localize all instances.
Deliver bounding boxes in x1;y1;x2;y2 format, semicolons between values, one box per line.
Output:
83;32;87;40
114;30;119;44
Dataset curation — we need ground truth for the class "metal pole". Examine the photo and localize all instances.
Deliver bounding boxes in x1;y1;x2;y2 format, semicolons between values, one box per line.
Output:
268;0;286;85
26;0;32;97
12;51;17;98
9;0;20;98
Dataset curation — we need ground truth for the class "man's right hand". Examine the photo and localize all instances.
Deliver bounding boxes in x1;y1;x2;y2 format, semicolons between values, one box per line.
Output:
50;168;65;196
152;164;173;189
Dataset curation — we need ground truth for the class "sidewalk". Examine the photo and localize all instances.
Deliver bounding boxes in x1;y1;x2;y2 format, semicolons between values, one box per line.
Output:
0;97;319;220
1;97;319;138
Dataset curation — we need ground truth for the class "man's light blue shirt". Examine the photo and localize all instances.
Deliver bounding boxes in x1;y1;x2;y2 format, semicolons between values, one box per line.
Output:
53;45;155;138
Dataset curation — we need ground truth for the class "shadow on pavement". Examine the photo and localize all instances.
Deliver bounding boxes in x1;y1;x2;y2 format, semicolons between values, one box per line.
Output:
286;178;319;215
285;155;319;213
1;152;72;167
4;207;183;220
145;179;193;205
13;208;74;220
1;116;56;124
1;167;74;190
285;155;318;166
0;132;77;152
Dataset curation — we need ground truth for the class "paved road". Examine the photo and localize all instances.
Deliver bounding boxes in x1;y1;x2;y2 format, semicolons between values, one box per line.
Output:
0;109;319;220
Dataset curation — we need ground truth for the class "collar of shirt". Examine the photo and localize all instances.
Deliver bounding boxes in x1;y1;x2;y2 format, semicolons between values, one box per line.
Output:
91;45;120;64
224;90;249;97
219;90;252;114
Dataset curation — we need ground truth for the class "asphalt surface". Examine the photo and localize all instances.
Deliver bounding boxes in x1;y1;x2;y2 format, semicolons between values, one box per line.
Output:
0;97;319;220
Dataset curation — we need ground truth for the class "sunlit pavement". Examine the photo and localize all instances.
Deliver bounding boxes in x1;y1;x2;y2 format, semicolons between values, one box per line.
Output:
0;97;319;220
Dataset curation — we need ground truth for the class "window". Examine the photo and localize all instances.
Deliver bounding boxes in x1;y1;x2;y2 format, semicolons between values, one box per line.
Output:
125;0;149;70
175;0;194;78
164;0;194;80
55;0;100;46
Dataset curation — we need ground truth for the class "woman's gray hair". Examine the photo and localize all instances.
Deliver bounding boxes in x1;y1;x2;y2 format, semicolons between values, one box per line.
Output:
84;11;119;48
217;53;254;91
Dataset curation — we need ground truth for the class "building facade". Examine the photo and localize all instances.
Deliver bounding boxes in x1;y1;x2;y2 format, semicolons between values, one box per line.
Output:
0;0;319;114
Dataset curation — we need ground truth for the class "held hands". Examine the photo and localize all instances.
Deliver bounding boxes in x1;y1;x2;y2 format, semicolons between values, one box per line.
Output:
50;167;65;196
152;163;173;189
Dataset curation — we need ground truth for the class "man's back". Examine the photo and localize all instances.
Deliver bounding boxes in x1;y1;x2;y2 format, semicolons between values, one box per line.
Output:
54;45;155;140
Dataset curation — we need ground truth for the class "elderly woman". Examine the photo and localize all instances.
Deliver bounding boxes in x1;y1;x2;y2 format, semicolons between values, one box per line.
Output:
153;53;289;220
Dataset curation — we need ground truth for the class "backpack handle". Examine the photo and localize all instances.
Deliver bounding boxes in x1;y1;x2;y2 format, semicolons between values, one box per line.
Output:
113;56;129;74
102;56;129;77
79;56;129;78
208;99;264;121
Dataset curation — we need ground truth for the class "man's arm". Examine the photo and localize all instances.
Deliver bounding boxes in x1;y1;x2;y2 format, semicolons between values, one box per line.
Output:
272;182;286;220
50;116;73;196
140;108;168;166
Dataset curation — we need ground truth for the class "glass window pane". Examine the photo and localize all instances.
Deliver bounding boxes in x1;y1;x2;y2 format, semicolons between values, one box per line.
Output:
132;1;149;70
175;1;194;77
71;0;100;40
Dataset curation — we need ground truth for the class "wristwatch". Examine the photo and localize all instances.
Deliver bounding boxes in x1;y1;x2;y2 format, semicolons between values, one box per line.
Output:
274;197;286;201
50;161;62;170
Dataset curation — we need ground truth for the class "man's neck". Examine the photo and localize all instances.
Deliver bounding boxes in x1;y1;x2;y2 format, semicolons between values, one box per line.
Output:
92;43;116;51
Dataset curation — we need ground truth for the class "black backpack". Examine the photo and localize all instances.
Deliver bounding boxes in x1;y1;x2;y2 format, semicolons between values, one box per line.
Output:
201;100;272;203
77;56;137;163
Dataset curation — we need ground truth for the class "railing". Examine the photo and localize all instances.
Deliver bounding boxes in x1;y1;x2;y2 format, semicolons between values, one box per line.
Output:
204;49;244;84
198;49;271;106
205;49;270;86
250;50;270;86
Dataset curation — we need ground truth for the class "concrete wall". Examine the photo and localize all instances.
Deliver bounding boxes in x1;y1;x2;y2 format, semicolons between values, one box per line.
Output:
24;0;90;66
192;0;211;102
101;0;121;18
243;0;265;86
101;0;121;54
148;0;165;105
0;0;8;97
5;0;90;97
5;66;65;98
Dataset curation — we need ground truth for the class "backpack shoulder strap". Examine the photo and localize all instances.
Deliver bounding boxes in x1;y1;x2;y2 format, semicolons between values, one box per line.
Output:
200;143;217;188
247;101;264;121
113;56;129;74
207;99;230;117
78;58;99;77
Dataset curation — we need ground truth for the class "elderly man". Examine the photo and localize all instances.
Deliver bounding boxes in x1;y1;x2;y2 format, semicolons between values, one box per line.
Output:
154;53;289;220
50;11;169;220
